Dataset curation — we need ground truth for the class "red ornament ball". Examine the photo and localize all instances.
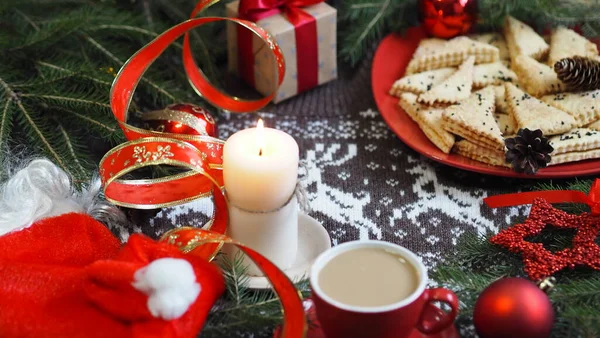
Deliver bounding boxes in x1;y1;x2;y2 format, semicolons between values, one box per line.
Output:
473;278;554;338
142;103;218;137
419;0;478;38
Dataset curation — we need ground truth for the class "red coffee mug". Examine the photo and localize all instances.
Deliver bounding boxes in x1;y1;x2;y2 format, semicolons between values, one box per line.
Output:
310;241;459;338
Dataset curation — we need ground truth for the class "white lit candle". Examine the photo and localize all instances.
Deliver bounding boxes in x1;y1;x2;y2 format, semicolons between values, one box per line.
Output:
223;119;299;212
222;120;300;275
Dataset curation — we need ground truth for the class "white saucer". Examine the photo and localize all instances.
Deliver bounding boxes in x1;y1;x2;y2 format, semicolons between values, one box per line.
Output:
245;213;331;289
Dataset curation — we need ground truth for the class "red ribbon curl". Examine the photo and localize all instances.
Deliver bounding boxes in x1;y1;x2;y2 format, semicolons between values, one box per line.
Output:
484;179;600;214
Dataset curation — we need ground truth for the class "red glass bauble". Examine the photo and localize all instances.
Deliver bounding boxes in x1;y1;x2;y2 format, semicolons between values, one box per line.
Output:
473;278;554;338
419;0;478;38
142;103;218;137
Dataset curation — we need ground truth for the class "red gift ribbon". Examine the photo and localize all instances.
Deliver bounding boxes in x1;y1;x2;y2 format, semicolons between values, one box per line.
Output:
484;179;600;214
99;1;306;336
183;1;285;112
236;0;322;95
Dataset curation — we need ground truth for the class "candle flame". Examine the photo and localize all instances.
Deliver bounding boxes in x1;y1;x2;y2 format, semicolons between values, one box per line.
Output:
257;119;264;156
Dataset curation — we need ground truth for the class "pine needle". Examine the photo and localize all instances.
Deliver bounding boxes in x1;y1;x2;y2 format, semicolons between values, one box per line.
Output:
0;0;222;179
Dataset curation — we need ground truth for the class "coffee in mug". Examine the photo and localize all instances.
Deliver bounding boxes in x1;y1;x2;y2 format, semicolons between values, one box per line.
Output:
310;240;459;338
318;247;420;307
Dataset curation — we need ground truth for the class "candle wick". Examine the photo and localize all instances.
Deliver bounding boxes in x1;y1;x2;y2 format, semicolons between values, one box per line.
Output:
259;148;263;156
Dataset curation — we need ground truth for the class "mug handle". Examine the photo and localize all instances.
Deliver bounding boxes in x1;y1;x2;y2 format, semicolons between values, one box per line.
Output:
415;288;459;334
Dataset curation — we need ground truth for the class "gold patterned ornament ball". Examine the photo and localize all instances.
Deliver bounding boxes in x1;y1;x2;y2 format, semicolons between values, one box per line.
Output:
141;103;218;137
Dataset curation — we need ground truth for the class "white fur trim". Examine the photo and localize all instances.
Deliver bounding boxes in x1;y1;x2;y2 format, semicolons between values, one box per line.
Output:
0;159;83;235
0;158;127;238
132;258;201;320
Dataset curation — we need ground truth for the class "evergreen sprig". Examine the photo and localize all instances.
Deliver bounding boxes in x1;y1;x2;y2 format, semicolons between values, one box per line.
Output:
203;252;311;338
0;0;225;180
338;0;600;66
432;180;600;337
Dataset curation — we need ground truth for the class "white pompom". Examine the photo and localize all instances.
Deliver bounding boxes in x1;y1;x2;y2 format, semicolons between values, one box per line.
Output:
132;258;201;320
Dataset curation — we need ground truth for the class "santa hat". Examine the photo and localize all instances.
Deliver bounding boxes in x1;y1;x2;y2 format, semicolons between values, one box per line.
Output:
0;159;225;338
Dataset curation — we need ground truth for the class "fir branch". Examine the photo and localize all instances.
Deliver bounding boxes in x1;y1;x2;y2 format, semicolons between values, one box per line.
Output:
21;93;111;109
87;25;184;49
57;107;119;134
338;0;417;66
0;98;13;148
57;123;88;177
0;0;222;179
15;100;68;170
349;0;390;60
82;33;123;64
203;253;310;337
35;61;113;87
14;8;40;31
0;75;67;169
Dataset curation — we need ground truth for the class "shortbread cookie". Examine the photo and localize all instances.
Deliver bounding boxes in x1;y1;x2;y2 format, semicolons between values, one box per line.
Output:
495;113;517;136
548;27;599;66
504;83;575;136
398;93;455;153
512;55;566;96
550;149;600;165
419;56;474;104
541;90;600;127
469;33;510;61
442;86;504;150
453;140;509;167
504;16;549;61
586;119;600;131
390;67;456;96
406;36;499;74
548;128;600;155
473;62;518;88
492;85;509;114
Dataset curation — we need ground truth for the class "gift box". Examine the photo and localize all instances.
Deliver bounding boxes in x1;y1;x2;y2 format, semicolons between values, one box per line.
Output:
226;1;337;104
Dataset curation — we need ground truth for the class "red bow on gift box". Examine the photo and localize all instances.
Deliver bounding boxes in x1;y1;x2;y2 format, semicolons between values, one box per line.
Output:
236;0;323;94
238;0;323;23
484;179;600;214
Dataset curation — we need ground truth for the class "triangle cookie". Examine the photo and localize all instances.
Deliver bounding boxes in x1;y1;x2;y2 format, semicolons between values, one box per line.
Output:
541;90;600;127
442;86;504;150
513;55;566;96
473;62;518;88
586;119;600;131
495;112;517;136
418;56;474;105
548;128;600;165
454;140;509;167
398;92;455;153
469;33;510;61
390;67;456;96
548;128;600;155
406;36;499;74
504;82;575;136
504;16;549;61
492;85;509;114
548;27;599;66
550;148;600;165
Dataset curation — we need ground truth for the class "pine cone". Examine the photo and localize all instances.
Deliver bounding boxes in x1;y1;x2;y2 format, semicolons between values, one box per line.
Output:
505;129;554;175
554;56;600;91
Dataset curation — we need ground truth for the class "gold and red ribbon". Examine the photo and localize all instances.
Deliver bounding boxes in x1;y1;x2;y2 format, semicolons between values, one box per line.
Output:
184;0;285;112
484;179;600;214
233;0;322;94
99;1;306;337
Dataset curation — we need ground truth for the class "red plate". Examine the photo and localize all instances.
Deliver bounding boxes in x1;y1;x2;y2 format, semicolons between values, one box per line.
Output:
372;27;600;178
